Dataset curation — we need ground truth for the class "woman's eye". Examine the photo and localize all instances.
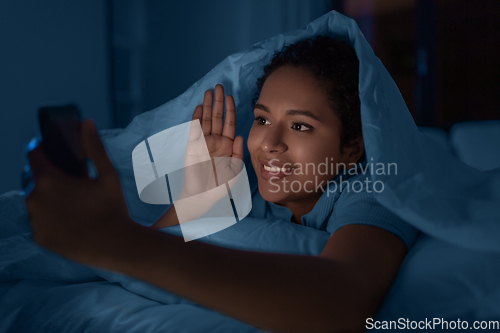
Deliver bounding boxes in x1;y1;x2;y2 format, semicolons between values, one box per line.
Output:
255;116;271;126
291;122;312;132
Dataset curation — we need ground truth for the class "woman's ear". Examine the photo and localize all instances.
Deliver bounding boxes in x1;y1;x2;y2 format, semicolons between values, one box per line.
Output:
344;136;365;165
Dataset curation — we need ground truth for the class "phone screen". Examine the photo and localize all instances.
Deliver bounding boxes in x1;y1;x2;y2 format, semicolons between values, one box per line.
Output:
38;105;88;178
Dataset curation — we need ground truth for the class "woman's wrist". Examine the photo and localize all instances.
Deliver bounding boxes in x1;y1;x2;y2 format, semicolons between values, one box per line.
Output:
91;219;152;270
150;205;179;230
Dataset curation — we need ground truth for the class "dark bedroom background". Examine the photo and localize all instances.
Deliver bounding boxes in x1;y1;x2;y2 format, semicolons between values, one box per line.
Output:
1;0;499;195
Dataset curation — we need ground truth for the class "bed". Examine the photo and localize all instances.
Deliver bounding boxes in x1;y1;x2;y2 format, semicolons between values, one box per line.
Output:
2;10;500;332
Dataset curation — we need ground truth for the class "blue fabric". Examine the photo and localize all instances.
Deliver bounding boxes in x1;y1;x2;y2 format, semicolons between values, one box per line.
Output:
0;279;260;333
449;120;500;171
375;234;500;332
418;127;451;154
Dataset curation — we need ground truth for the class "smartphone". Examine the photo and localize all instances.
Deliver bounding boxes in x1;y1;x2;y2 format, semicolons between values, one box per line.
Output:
22;104;88;193
38;104;88;178
21;104;89;195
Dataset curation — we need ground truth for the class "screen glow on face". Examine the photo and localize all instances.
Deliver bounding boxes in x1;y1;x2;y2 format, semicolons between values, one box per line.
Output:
247;66;356;216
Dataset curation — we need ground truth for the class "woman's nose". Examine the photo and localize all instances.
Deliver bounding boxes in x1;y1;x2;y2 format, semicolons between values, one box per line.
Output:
261;128;287;153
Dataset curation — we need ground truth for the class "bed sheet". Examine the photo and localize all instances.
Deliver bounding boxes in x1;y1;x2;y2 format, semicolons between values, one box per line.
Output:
0;279;259;333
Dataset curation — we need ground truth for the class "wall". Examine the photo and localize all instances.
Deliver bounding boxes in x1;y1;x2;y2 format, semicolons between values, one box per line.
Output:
111;0;332;125
0;0;111;194
0;0;331;194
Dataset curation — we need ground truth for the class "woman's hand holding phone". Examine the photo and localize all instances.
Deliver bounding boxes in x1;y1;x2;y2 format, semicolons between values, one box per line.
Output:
25;120;137;266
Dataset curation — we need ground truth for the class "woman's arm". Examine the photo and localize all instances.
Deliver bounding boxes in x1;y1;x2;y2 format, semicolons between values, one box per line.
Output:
26;121;406;333
103;222;405;333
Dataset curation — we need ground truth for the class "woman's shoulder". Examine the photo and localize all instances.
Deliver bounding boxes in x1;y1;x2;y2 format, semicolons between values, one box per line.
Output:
247;183;293;222
327;171;420;250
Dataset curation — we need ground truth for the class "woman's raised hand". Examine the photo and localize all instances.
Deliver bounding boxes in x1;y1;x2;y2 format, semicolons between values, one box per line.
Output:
152;85;244;229
178;85;243;203
192;84;243;167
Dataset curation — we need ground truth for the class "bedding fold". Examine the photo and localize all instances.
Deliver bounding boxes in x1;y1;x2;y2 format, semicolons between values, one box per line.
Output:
101;10;500;253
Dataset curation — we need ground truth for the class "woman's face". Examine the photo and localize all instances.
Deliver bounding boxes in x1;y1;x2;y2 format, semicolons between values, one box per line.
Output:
247;65;362;214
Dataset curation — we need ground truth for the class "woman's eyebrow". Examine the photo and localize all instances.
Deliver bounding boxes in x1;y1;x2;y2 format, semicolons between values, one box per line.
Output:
286;110;321;122
254;103;321;122
254;103;270;112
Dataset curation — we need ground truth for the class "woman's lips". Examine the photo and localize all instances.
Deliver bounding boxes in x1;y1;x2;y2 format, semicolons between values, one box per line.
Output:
259;160;295;181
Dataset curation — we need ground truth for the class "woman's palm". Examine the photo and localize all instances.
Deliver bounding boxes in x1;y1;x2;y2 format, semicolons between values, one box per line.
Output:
182;85;243;199
205;134;234;159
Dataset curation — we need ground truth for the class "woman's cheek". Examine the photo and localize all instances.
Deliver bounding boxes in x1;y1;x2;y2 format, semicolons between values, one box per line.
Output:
247;125;260;155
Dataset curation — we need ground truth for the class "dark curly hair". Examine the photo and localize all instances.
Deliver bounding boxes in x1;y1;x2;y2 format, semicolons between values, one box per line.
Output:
255;36;363;157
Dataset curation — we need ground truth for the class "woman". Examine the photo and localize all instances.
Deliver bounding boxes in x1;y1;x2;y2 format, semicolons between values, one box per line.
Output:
26;36;417;332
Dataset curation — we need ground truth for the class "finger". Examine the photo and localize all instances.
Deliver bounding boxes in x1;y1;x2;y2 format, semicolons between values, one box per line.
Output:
191;105;203;133
192;105;202;122
80;120;115;178
232;136;244;161
202;90;213;135
27;144;60;181
222;95;236;139
188;106;204;141
211;84;224;135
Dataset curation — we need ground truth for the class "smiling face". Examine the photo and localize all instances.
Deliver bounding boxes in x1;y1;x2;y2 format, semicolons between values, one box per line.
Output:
247;65;364;222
